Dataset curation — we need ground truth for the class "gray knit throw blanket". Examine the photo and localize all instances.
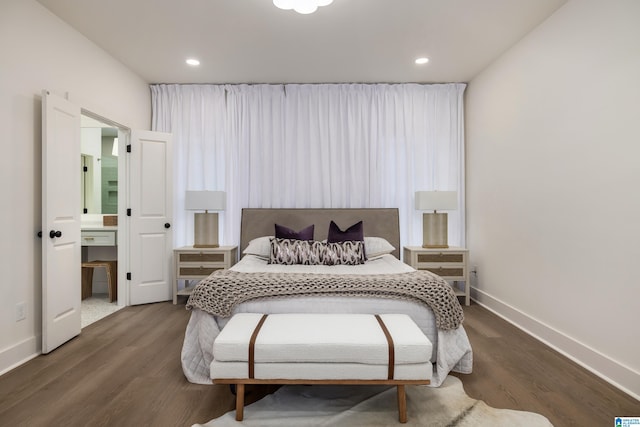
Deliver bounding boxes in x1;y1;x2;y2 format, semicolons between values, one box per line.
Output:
186;270;464;330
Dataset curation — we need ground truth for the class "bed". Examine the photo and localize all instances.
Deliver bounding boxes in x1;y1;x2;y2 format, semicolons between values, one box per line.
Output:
181;208;472;387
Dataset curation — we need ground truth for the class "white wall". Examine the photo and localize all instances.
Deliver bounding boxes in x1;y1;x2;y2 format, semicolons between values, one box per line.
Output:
0;0;150;374
466;0;640;398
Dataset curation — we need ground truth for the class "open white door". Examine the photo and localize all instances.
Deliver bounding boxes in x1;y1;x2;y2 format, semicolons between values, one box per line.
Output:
42;90;81;353
128;130;173;304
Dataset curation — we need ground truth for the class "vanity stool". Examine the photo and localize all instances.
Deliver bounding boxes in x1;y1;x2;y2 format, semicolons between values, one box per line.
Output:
81;260;117;302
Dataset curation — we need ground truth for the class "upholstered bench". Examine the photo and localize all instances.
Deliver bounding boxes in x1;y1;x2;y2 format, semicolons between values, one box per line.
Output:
211;313;432;423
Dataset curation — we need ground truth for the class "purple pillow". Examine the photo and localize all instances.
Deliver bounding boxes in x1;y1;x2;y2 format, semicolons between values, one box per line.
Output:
275;223;314;241
327;220;364;243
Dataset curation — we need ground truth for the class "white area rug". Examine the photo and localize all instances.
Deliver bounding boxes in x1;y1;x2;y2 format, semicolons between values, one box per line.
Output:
81;294;123;328
195;376;553;427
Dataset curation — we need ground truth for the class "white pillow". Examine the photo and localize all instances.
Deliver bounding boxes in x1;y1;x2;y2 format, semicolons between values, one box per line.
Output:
242;236;273;258
364;237;395;259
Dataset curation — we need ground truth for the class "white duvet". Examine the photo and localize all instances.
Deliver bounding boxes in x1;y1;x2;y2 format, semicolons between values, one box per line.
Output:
180;254;473;386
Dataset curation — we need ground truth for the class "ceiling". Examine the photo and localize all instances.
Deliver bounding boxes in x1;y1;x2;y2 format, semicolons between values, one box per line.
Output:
36;0;566;85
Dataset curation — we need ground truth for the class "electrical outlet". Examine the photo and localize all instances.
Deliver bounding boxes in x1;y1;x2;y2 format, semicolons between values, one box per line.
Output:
16;302;26;321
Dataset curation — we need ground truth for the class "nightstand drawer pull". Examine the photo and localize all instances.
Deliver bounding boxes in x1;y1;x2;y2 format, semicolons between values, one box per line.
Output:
417;253;463;263
422;267;464;277
180;253;225;263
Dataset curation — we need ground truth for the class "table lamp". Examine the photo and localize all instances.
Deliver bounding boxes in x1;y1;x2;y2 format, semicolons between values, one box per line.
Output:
415;191;457;248
185;191;226;248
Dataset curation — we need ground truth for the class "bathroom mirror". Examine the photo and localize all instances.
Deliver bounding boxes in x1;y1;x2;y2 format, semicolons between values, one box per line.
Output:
81;115;118;214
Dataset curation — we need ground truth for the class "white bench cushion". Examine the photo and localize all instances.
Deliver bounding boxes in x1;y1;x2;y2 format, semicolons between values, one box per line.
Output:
211;313;432;380
210;360;432;381
214;313;432;365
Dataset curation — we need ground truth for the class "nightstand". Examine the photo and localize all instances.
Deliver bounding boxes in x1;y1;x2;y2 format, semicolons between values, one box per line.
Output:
173;245;238;304
403;246;470;306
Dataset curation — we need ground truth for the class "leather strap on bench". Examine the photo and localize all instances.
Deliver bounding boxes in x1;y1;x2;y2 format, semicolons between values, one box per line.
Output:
375;314;395;380
248;314;268;379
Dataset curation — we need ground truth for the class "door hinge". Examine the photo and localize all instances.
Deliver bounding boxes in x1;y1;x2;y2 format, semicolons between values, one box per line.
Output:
83;166;88;172
83;208;88;214
126;144;131;153
126;272;132;280
127;208;131;216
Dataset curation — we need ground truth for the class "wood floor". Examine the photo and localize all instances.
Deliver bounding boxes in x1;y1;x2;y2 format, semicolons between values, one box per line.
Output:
0;302;637;426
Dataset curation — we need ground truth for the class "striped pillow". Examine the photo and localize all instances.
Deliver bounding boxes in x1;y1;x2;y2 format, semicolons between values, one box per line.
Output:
268;238;366;266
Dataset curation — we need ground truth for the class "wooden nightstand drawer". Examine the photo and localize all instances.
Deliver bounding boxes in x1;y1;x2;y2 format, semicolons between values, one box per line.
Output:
420;266;465;278
417;253;463;263
179;266;225;276
179;252;226;263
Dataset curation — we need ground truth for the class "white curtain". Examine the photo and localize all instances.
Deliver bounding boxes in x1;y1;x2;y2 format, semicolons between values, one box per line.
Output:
151;83;466;253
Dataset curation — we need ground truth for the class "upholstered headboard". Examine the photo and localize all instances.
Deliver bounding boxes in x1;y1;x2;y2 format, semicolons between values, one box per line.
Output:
239;208;401;259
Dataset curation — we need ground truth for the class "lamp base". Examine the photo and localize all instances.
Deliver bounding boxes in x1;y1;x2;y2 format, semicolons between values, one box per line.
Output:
194;212;219;248
422;212;449;248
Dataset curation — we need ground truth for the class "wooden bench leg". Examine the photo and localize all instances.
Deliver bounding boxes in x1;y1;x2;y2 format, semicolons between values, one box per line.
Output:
397;384;407;423
235;383;245;421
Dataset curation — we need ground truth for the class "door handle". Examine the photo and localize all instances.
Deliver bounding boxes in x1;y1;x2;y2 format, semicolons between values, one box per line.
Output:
164;223;171;229
49;230;62;238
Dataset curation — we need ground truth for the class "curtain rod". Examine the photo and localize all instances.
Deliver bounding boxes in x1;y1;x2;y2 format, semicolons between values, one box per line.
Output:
150;82;467;87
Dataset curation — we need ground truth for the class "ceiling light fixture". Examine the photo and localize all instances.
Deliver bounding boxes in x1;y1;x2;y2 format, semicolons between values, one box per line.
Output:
273;0;333;15
186;58;200;66
415;57;429;65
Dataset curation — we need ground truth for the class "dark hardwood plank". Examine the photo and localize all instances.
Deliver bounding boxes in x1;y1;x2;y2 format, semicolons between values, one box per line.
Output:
452;304;640;426
0;302;638;426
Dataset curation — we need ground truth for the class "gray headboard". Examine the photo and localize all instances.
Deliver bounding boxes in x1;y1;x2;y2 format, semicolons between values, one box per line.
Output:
240;208;400;259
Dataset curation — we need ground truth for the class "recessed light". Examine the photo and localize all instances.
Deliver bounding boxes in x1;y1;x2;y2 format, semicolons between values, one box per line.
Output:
273;0;333;14
186;58;200;66
415;57;429;65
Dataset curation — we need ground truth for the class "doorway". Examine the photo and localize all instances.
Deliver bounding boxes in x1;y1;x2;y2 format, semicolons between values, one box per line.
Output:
80;113;124;327
42;90;174;353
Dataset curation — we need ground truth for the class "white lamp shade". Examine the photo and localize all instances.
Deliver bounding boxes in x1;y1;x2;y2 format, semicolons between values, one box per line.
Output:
185;191;226;211
415;191;457;211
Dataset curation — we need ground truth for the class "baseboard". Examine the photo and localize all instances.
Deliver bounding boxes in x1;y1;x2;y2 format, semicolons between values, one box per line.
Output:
471;287;640;401
0;335;40;377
